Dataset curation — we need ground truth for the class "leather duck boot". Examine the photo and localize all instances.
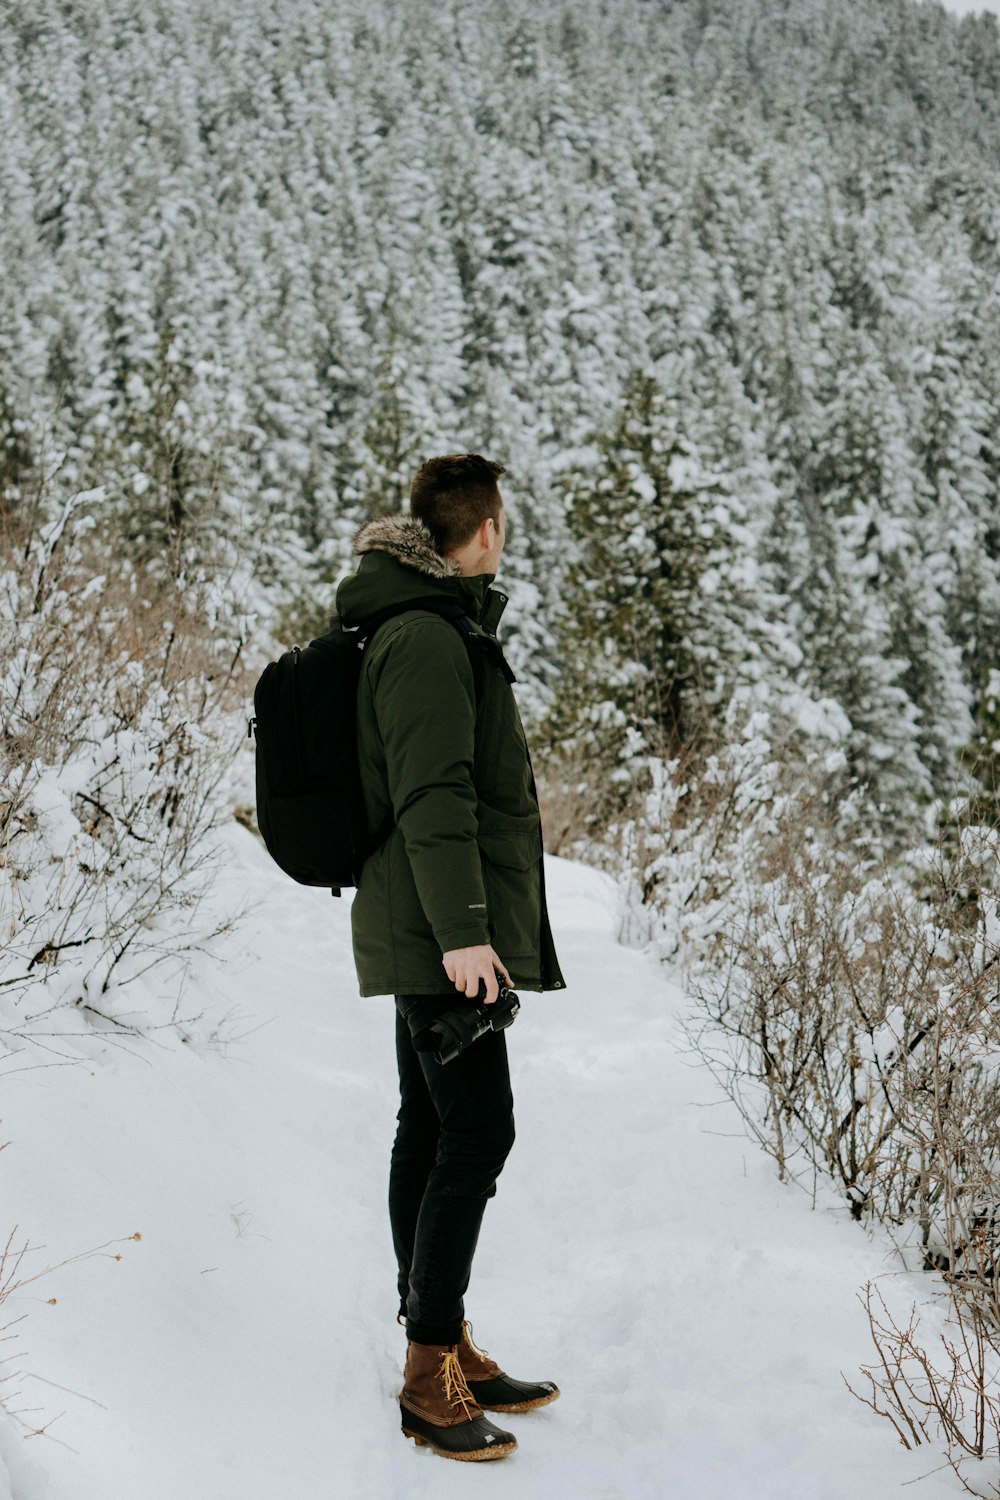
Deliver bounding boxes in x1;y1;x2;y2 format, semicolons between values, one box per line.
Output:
399;1340;517;1461
457;1320;561;1412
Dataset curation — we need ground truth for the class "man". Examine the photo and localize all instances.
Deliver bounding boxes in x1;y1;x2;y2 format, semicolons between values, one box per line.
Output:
335;453;566;1462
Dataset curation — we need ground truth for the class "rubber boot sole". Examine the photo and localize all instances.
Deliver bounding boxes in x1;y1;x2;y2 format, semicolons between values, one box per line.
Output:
402;1426;516;1460
399;1404;517;1461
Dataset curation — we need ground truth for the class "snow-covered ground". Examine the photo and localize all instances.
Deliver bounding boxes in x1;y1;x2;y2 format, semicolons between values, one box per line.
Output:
0;822;978;1498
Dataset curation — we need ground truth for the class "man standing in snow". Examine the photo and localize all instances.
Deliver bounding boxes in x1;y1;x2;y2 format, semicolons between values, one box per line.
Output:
335;453;565;1461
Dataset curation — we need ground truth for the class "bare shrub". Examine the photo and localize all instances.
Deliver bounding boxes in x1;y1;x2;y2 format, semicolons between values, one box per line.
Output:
0;479;256;1060
0;1186;142;1444
681;803;1000;1256
845;1278;1000;1497
656;740;1000;1489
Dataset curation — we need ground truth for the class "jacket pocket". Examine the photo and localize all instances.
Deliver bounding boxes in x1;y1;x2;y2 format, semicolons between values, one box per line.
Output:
476;805;542;959
476;804;542;867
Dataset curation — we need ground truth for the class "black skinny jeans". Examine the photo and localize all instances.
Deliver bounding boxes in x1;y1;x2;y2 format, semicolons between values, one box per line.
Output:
390;993;516;1347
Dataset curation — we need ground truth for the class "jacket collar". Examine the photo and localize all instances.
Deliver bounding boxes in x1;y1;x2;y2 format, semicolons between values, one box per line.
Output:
352;514;461;579
350;512;508;633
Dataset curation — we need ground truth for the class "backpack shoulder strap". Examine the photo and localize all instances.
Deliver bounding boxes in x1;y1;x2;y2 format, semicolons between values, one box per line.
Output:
356;599;489;701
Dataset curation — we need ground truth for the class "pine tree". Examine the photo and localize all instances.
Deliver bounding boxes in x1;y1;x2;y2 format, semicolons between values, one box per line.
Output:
543;371;727;811
959;666;1000;829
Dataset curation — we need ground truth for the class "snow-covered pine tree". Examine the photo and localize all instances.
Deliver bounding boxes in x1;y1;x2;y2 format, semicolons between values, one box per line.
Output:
959;666;1000;830
3;0;1000;848
542;370;749;815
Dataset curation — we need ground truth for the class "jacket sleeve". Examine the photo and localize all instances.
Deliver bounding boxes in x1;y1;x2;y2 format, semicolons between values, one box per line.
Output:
368;617;491;953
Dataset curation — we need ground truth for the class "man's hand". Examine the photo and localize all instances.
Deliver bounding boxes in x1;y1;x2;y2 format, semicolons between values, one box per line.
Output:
441;945;512;1004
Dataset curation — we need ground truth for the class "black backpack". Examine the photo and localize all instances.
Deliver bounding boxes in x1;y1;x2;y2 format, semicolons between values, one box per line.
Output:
247;600;484;895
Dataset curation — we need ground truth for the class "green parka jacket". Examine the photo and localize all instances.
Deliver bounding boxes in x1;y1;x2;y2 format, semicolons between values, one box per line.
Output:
335;514;566;999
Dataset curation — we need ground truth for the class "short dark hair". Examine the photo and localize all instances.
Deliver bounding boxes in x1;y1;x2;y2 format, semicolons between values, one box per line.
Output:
409;453;506;554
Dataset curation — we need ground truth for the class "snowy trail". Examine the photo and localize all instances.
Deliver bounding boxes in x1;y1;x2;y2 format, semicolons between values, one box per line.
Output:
1;823;968;1499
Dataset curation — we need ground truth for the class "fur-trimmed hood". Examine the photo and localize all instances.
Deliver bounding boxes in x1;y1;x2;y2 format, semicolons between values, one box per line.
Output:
337;511;502;633
351;513;460;579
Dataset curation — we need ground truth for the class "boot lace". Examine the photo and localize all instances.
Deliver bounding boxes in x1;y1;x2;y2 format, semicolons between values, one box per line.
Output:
462;1319;502;1377
439;1348;478;1420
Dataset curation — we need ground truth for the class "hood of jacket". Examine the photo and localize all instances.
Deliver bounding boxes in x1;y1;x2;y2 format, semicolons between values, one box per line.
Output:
336;513;506;633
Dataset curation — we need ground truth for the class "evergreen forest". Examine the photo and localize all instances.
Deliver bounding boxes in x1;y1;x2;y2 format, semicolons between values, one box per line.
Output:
3;0;1000;916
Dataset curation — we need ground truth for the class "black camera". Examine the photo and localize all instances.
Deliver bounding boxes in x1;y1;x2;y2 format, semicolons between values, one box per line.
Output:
412;972;520;1066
